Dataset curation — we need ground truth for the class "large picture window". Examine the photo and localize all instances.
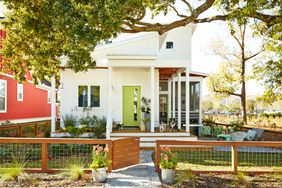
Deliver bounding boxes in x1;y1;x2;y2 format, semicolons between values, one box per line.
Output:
0;79;7;113
78;85;100;107
90;86;100;107
17;84;23;101
78;86;88;107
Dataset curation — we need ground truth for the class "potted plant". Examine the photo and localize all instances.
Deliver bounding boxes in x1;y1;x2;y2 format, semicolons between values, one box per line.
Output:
116;122;123;130
89;145;111;183
139;121;146;132
160;146;178;184
141;97;151;131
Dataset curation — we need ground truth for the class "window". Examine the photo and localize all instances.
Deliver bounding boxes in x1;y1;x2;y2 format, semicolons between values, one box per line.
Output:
166;42;174;49
48;91;51;104
17;84;23;101
190;82;200;111
78;86;88;107
78;85;100;107
0;79;7;113
90;86;100;107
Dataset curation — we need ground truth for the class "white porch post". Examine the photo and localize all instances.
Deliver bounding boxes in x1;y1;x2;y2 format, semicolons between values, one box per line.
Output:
168;79;172;119
51;76;56;133
185;67;190;132
150;66;155;132
177;72;181;129
199;79;203;125
172;77;176;118
106;67;113;139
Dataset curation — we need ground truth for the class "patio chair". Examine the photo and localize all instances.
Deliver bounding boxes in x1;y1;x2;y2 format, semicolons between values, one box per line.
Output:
230;131;247;141
199;126;212;137
252;128;264;141
244;129;257;141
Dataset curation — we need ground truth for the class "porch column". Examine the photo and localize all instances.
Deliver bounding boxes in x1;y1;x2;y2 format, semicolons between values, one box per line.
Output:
172;77;176;118
199;79;203;125
168;79;172;119
177;72;181;129
150;66;155;132
51;76;56;133
185;67;190;132
106;67;113;139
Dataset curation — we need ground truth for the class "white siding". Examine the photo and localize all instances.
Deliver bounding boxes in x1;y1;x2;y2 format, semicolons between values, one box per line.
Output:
60;68;159;126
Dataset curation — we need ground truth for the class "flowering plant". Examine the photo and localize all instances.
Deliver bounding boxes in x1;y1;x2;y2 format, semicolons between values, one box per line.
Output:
89;145;111;170
160;146;178;169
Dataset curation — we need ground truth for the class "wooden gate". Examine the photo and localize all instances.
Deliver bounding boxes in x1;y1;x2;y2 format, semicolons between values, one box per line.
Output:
112;137;140;170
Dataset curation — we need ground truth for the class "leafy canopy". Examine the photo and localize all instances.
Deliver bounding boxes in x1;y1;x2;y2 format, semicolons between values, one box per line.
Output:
0;0;281;82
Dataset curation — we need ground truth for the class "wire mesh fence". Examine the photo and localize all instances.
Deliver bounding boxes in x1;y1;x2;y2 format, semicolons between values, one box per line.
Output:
0;143;42;168
0;138;113;172
155;140;282;173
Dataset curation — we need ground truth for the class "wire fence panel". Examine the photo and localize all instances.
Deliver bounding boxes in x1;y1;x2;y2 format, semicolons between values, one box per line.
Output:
160;145;232;171
237;146;282;171
0;143;42;168
155;140;282;173
47;144;93;169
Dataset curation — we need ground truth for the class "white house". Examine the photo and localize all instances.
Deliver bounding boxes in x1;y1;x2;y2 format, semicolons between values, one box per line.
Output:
56;24;207;144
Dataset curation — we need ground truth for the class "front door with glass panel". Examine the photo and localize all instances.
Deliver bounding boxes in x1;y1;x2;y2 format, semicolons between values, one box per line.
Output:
122;86;141;126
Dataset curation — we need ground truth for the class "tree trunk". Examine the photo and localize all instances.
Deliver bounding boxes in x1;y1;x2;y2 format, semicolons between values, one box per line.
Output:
241;81;247;125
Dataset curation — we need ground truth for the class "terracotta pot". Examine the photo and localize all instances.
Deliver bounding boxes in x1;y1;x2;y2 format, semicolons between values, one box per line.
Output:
92;167;108;183
161;168;175;184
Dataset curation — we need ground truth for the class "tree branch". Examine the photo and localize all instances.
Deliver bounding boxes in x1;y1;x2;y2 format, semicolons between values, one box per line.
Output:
181;0;193;13
245;48;264;61
213;88;242;97
169;4;187;18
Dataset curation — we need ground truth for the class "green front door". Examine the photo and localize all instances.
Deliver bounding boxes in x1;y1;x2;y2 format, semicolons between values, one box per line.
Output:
122;86;141;126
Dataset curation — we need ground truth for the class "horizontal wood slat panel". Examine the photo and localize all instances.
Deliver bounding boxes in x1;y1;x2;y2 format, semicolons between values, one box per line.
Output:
112;137;140;170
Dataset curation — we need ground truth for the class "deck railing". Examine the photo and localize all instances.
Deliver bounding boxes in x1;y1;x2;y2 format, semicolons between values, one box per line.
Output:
0;120;51;137
155;140;282;173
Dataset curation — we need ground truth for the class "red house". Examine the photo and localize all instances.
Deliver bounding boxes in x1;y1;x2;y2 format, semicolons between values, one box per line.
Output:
0;30;51;123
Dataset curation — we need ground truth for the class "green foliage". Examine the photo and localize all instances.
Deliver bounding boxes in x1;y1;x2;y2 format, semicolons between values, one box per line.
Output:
141;97;151;114
175;169;197;188
0;153;27;183
89;145;111;170
60;157;86;181
202;116;216;127
229;120;243;132
160;146;178;170
63;125;86;137
233;172;252;188
63;114;77;127
91;116;106;138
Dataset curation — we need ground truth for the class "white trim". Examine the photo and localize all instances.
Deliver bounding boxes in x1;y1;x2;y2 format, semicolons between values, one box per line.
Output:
51;77;56;133
150;66;155;132
185;67;190;132
107;55;157;60
17;83;24;101
172;79;176;118
177;72;181;129
168;79;172;119
0;79;7;113
0;117;51;124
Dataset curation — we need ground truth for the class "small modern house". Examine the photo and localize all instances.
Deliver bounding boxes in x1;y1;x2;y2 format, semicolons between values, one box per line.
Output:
0;30;51;124
59;24;207;146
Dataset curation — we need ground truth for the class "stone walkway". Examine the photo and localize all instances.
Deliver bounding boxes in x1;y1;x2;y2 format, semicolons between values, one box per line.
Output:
107;150;162;188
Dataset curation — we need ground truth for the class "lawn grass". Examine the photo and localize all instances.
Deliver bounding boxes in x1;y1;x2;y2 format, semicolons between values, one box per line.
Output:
175;150;282;171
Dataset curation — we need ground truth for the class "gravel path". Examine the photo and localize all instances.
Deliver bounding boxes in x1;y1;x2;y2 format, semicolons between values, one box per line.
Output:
107;150;162;188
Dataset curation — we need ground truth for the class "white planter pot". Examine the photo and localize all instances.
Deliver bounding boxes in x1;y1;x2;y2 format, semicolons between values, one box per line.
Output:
161;168;175;184
92;167;108;183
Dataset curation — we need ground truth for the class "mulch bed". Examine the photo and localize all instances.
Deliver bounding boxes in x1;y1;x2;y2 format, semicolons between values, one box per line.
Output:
163;173;282;188
0;173;105;187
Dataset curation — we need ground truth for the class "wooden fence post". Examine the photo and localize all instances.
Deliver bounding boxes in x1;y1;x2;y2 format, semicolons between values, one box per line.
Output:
34;124;38;137
18;125;22;137
155;141;161;172
108;141;113;172
231;143;238;173
42;143;48;172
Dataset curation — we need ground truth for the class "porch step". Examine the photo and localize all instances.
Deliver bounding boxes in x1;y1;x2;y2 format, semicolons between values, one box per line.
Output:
110;132;198;148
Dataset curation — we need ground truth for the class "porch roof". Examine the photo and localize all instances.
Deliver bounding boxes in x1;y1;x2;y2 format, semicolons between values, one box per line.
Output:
158;68;208;80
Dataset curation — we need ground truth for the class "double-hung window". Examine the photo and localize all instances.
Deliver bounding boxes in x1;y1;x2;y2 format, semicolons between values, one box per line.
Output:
0;79;7;113
78;85;100;107
17;84;23;101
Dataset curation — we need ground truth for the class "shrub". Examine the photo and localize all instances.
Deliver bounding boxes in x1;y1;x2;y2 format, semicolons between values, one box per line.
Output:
233;172;252;188
89;145;111;170
229;120;243;132
64;125;86;137
160;146;178;169
63;114;77;127
202;115;216;127
0;154;27;183
92;116;106;138
60;157;86;181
